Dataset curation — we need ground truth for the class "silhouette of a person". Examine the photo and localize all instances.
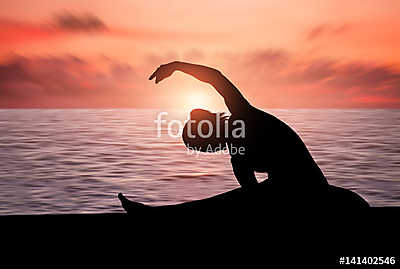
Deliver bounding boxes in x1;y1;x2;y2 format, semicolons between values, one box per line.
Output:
119;61;368;213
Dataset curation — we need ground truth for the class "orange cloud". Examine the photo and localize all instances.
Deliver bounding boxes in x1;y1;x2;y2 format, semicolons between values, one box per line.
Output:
306;23;351;41
0;55;148;108
1;50;400;109
212;49;400;108
0;19;59;44
0;11;224;50
0;12;108;45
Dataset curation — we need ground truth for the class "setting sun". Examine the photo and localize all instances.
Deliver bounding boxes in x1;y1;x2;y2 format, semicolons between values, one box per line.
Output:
183;90;212;111
168;77;226;112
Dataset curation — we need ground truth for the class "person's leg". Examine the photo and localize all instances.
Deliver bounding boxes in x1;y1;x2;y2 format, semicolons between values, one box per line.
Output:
118;193;149;214
325;185;370;208
118;186;250;214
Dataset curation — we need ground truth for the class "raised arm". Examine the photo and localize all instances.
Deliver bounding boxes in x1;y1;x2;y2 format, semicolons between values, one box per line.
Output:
149;61;251;114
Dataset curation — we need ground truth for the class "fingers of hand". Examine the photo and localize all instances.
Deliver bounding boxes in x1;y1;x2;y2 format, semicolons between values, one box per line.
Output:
149;67;160;80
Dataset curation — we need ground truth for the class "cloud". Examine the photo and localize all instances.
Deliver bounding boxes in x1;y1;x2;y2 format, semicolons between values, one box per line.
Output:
216;49;400;108
0;19;57;44
0;14;106;45
0;55;149;107
324;63;400;98
0;10;225;47
182;49;205;61
307;24;327;41
52;12;107;32
291;59;336;84
246;49;289;69
306;23;350;41
1;50;400;108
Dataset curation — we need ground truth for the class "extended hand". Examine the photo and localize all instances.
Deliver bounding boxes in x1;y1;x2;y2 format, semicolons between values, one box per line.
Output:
149;62;177;84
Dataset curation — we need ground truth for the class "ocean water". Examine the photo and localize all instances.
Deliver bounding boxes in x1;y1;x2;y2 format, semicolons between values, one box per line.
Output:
0;109;399;215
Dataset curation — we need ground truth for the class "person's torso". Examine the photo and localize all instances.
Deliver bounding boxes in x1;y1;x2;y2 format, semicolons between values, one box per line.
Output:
227;106;327;185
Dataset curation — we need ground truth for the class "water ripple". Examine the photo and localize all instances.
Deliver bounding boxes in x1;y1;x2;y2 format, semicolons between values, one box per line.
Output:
0;108;399;214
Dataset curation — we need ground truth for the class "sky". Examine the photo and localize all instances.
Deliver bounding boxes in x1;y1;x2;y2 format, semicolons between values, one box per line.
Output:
0;0;399;109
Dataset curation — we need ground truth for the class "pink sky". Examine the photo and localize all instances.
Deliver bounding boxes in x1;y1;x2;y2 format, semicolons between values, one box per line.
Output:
0;0;399;108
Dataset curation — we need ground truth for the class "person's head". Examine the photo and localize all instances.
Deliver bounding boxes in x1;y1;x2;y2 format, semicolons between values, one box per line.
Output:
182;109;228;152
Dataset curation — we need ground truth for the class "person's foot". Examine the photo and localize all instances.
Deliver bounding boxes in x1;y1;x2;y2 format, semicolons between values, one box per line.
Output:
118;193;148;214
